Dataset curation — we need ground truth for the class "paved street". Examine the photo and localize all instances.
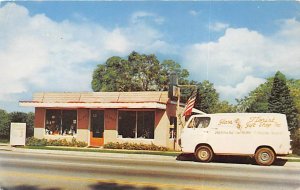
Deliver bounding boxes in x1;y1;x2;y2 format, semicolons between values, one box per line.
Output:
0;149;300;190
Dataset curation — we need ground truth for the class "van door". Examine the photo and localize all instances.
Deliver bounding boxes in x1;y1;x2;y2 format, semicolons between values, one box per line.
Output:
194;117;211;142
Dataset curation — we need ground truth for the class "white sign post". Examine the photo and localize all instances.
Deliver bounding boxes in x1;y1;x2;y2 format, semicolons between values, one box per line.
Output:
10;123;26;146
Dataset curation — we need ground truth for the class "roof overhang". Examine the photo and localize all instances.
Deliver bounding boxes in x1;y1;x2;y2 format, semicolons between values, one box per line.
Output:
19;102;166;110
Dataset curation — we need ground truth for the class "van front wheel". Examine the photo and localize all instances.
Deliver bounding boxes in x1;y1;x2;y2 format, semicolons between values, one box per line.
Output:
255;147;275;166
195;146;213;162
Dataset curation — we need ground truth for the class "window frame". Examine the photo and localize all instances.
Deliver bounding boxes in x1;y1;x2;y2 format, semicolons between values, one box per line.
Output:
45;109;78;136
117;110;155;140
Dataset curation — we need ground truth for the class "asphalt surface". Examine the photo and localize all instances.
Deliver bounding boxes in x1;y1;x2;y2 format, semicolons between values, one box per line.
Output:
0;145;300;190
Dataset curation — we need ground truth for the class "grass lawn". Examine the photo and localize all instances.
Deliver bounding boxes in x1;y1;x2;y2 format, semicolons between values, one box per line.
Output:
23;146;181;157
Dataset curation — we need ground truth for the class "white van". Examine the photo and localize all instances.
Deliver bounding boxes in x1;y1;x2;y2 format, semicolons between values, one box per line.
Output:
179;113;291;166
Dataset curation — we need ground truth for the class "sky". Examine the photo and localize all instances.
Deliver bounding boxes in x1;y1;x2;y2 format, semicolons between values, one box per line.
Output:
0;1;300;112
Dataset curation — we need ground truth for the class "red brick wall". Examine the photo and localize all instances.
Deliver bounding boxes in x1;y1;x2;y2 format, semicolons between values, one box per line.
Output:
35;108;45;128
78;109;89;129
105;109;117;130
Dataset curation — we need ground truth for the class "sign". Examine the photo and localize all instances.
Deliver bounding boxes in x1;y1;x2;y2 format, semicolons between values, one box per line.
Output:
10;123;26;146
173;86;180;97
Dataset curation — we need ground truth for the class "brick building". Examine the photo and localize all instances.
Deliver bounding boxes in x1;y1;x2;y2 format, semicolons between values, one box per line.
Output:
20;91;185;150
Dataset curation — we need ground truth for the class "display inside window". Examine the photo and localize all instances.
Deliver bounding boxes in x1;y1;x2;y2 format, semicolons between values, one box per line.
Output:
45;110;77;135
118;111;154;139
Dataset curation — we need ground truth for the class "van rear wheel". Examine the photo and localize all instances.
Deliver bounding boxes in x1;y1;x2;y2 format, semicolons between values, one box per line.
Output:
255;147;275;166
195;146;213;162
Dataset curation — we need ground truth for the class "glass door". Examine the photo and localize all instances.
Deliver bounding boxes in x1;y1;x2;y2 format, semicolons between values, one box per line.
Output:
90;110;104;146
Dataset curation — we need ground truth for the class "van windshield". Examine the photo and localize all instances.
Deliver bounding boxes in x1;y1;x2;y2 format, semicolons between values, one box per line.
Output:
187;117;211;128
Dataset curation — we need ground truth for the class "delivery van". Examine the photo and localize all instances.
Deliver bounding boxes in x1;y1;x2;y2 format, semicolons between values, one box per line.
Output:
179;113;291;166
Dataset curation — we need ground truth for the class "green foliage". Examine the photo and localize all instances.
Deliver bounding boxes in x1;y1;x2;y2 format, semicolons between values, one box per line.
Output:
268;71;298;130
26;137;87;147
103;142;169;151
291;129;300;155
212;101;237;113
0;109;10;139
26;137;47;146
10;111;35;138
195;80;220;114
91;51;189;92
236;71;299;131
236;78;273;113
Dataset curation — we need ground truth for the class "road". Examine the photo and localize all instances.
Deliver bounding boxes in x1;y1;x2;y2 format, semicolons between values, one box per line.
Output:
0;150;300;190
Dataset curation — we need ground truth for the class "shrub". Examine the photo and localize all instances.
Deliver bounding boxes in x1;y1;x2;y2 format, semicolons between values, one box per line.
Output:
291;129;300;155
26;137;87;147
103;142;169;151
26;137;47;146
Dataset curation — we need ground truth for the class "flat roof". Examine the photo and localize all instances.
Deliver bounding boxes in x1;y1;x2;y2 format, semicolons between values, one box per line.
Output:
19;91;169;109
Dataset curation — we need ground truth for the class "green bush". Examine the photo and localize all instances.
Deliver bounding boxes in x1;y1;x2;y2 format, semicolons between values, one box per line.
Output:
26;137;47;146
291;129;300;155
26;137;87;147
103;142;169;151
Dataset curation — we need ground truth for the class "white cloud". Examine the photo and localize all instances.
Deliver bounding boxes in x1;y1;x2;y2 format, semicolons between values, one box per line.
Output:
0;3;171;102
131;11;165;25
209;22;229;32
189;10;200;16
216;76;266;101
184;28;266;85
183;18;300;102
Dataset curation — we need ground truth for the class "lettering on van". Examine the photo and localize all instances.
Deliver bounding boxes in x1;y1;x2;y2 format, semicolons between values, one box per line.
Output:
217;119;242;129
246;117;280;128
217;117;280;129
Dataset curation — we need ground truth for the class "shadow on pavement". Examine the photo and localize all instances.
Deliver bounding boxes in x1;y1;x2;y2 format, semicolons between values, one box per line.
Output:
2;185;61;190
176;153;288;166
89;182;158;190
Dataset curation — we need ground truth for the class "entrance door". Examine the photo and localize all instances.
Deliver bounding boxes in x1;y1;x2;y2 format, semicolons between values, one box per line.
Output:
90;110;104;147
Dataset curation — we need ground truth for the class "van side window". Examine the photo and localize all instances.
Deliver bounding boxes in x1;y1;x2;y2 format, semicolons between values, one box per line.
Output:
196;117;211;128
187;117;201;128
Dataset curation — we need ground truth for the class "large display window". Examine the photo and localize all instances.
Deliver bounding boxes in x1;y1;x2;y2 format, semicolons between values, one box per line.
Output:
45;109;77;135
118;111;155;139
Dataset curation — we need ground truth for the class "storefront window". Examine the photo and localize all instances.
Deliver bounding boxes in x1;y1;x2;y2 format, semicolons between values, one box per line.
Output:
45;109;77;135
118;111;154;139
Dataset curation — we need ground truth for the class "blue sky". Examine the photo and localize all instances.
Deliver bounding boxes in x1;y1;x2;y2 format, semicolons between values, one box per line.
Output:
0;1;300;112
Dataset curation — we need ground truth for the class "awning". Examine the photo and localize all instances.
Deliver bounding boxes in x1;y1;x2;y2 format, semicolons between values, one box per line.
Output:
19;102;166;110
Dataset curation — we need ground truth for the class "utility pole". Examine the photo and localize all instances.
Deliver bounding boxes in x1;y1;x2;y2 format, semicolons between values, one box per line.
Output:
168;73;197;150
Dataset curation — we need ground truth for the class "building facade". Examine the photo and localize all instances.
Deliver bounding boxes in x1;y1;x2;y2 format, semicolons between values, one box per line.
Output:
20;91;183;150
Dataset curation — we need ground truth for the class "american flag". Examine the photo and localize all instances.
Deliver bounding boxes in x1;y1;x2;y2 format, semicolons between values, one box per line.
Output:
183;90;197;116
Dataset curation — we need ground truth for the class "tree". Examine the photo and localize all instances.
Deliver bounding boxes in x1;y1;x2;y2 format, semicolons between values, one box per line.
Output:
159;60;190;90
195;80;219;114
10;112;35;138
213;101;236;113
268;71;298;131
91;51;189;92
0;109;10;139
236;78;273;113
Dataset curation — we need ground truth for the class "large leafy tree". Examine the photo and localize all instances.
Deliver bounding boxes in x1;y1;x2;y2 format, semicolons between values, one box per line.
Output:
0;109;10;139
10;112;35;138
236;78;273;113
193;80;235;114
92;51;189;92
268;71;298;131
195;80;219;114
